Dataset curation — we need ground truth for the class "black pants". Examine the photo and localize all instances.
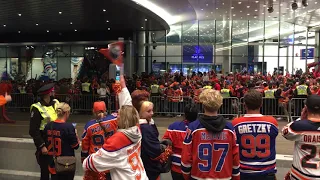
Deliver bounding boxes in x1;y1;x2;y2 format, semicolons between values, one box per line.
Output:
51;171;75;180
171;171;184;180
241;173;276;180
36;151;50;180
146;171;160;180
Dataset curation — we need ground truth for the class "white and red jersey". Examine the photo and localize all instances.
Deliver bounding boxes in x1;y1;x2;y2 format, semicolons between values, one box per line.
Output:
83;126;148;180
282;119;320;179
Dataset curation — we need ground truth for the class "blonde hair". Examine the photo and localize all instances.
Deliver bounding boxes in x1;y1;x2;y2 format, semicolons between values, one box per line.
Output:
199;89;223;112
139;101;154;113
118;105;139;129
56;102;71;118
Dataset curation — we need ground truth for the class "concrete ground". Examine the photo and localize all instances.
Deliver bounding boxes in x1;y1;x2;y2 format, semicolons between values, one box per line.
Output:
0;111;294;180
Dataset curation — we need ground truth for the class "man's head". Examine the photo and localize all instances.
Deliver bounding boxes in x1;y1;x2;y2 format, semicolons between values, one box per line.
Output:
184;103;199;122
244;90;262;111
37;83;55;99
306;95;320;115
199;89;223;113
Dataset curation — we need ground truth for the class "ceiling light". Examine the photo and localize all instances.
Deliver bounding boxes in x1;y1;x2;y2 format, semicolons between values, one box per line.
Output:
106;20;109;23
255;1;259;3
18;13;21;16
141;26;144;29
222;3;224;5
145;19;147;21
302;0;308;7
247;13;250;15
103;9;106;12
240;10;242;12
36;23;39;26
315;2;318;4
201;9;204;10
18;31;21;33
70;22;73;25
216;7;218;9
47;30;49;32
255;9;258;11
254;16;257;18
263;4;266;7
206;4;208;6
108;28;111;30
262;12;264;14
247;6;250;8
59;11;62;14
231;6;234;9
211;12;213;14
206;16;208;17
3;24;6;27
74;29;77;32
280;4;283;6
238;2;242;4
233;14;236;16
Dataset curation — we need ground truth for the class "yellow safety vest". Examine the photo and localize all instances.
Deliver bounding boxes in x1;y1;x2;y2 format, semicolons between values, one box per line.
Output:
203;86;212;89
151;84;159;94
297;85;308;96
30;99;59;130
82;82;91;92
221;89;230;98
264;90;275;98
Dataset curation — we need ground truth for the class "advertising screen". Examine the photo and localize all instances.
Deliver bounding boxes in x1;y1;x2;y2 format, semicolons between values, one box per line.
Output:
183;45;213;63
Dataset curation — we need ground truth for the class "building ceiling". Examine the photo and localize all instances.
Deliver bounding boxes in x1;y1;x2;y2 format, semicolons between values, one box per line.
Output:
0;0;169;41
134;0;320;42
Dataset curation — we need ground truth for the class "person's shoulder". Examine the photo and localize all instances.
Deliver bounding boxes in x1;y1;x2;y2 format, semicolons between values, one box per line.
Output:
224;121;235;131
84;119;97;130
103;132;132;152
290;119;316;132
104;114;117;120
168;121;186;130
188;120;202;131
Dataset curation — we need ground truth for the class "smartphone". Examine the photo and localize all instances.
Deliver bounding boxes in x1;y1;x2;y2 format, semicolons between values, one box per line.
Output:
72;123;77;127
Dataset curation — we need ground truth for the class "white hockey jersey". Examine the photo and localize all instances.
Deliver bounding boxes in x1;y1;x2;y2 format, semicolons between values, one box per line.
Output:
83;126;148;180
282;119;320;180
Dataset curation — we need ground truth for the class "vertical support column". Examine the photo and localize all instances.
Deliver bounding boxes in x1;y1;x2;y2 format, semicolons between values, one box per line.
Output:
305;29;309;72
124;40;134;77
137;31;146;74
145;31;150;74
222;20;231;73
315;31;320;63
286;46;289;74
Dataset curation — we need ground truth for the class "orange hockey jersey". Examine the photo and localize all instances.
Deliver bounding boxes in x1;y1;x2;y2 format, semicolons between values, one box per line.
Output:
81;114;118;160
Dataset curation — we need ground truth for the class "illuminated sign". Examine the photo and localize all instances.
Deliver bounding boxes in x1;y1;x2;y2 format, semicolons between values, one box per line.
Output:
183;45;213;63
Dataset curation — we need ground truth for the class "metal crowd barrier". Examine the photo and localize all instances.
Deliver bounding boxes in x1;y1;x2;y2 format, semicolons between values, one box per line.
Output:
290;98;306;121
149;96;240;119
5;93;306;122
6;93;34;110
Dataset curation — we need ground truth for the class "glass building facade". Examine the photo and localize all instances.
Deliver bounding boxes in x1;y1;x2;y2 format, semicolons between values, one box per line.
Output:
147;20;318;75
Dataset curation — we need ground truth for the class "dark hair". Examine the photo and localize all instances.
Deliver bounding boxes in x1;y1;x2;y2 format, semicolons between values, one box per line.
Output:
184;103;199;122
244;90;262;110
131;90;150;112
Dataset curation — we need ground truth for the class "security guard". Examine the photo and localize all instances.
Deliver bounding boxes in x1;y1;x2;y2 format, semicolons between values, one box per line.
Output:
151;82;160;96
221;88;231;98
264;88;275;98
294;80;311;98
29;83;59;180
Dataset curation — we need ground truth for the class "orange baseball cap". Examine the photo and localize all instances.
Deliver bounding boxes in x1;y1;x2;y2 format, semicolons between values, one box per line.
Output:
93;101;106;112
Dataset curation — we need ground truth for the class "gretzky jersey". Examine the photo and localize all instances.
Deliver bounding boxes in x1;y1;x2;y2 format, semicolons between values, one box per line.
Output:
162;120;188;174
282;119;320;179
81;114;117;159
181;120;240;180
232;114;278;177
83;127;148;180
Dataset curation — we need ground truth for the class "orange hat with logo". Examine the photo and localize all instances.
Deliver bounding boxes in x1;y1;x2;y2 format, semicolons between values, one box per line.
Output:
93;101;106;113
